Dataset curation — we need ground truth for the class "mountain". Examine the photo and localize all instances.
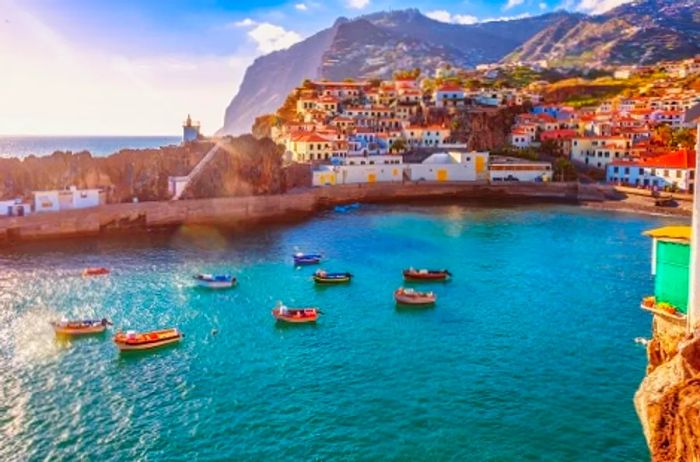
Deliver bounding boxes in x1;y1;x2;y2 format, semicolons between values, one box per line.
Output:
219;9;573;135
504;0;700;68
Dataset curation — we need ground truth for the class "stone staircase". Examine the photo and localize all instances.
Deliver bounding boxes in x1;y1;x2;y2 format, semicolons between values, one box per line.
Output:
171;142;222;200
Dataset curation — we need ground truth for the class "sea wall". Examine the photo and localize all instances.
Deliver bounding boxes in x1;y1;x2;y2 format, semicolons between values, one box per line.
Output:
0;182;602;245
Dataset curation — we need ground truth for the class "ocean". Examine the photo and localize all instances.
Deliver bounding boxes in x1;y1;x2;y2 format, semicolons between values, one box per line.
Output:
0;203;668;460
0;135;182;158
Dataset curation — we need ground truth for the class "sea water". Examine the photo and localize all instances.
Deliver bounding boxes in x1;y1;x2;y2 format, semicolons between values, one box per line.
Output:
0;136;181;158
0;204;678;460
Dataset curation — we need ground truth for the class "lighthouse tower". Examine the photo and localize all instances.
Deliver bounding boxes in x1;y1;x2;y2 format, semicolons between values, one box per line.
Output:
182;114;201;143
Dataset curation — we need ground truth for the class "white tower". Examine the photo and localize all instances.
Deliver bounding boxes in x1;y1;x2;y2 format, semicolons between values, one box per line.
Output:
182;114;201;143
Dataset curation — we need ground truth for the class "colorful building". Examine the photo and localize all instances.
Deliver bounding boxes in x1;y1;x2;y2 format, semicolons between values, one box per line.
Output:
643;226;691;316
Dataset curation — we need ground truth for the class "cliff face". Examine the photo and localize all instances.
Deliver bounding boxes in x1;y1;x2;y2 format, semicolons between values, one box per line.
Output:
0;136;293;203
219;10;571;135
504;0;700;68
635;315;700;461
442;107;524;151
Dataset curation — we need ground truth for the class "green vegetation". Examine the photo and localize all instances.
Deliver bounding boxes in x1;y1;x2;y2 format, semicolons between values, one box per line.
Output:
393;67;421;80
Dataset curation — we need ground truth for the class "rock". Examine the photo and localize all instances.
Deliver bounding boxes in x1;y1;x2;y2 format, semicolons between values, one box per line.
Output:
635;316;700;461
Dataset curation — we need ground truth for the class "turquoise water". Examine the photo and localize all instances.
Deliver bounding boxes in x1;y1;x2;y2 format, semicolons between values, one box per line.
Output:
0;204;678;460
0;136;181;158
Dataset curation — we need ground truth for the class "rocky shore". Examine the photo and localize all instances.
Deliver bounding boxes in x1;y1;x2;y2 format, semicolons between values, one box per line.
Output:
635;313;700;461
0;182;607;245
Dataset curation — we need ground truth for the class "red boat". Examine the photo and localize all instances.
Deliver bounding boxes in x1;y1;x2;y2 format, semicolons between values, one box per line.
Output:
114;328;182;351
272;305;319;323
403;268;451;281
82;267;110;277
394;287;437;305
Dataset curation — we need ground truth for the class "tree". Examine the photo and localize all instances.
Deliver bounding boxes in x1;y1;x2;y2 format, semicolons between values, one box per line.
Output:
671;128;696;150
554;158;577;182
390;138;408;153
540;139;563;157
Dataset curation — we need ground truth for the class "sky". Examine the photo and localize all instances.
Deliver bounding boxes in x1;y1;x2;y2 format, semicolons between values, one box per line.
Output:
0;0;634;136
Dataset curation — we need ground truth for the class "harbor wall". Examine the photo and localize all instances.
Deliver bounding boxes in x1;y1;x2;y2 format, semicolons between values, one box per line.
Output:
0;182;604;245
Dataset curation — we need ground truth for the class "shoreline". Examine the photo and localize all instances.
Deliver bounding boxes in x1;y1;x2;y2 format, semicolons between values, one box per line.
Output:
0;182;689;246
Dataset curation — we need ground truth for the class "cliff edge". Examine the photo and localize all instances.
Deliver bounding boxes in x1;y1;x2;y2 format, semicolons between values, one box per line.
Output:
635;315;700;461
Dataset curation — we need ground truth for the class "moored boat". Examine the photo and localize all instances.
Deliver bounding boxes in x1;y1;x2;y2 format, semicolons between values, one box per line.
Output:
113;328;182;351
194;273;236;289
82;267;110;277
394;287;437;305
313;270;352;284
51;318;112;336
293;253;322;265
272;304;319;323
403;268;451;281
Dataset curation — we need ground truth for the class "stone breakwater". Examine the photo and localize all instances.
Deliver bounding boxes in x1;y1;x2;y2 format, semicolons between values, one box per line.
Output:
0;182;604;245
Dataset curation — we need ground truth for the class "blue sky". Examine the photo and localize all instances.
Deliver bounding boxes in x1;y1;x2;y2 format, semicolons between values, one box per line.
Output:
0;0;629;135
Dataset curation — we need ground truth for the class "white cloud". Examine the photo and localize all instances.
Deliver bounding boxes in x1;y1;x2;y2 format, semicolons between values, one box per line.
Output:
503;0;525;10
482;12;531;22
426;10;478;25
347;0;370;9
247;23;302;54
539;2;548;10
233;18;256;27
294;3;308;11
576;0;633;14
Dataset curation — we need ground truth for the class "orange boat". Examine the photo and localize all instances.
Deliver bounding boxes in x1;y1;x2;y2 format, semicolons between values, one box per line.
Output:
51;318;112;336
403;268;451;281
394;287;437;306
272;305;319;323
113;328;182;351
82;267;110;277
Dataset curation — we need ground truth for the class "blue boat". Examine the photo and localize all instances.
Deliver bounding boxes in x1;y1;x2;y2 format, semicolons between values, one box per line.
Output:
293;253;322;265
334;203;361;213
194;273;237;289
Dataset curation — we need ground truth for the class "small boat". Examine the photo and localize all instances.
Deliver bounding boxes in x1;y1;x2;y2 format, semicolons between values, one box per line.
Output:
272;304;319;323
293;253;322;265
113;328;182;351
313;270;352;284
394;287;436;306
51;318;112;336
334;203;360;213
403;268;451;281
82;267;110;277
194;273;236;289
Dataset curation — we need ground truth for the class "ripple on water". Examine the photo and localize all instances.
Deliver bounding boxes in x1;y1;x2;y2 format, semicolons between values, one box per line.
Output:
0;204;671;460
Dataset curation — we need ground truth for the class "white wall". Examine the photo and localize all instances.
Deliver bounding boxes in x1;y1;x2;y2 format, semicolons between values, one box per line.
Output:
490;165;552;182
0;200;15;216
72;189;101;209
34;191;60;212
408;163;475;182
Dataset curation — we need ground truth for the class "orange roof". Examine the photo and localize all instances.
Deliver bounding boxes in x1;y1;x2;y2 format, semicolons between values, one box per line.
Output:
540;129;577;140
436;84;463;92
290;132;332;143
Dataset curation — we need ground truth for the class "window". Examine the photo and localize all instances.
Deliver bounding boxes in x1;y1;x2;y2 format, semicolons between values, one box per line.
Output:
613;166;619;173
639;168;644;175
664;170;669;177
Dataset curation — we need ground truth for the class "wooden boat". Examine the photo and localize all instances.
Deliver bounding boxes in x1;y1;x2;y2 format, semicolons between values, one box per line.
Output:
51;318;112;336
403;268;451;281
313;270;352;284
194;273;236;289
113;328;182;351
293;253;322;265
82;267;110;277
272;305;319;323
394;287;437;305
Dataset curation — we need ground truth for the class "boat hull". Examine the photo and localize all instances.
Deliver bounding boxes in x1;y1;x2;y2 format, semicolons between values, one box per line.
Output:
403;271;450;281
114;329;182;351
116;336;182;351
82;267;110;277
52;324;107;336
195;280;235;289
294;258;321;265
394;295;436;305
272;308;318;323
313;275;351;284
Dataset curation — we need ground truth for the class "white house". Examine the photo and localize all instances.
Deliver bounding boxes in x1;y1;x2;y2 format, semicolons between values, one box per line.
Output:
33;186;104;213
312;156;404;186
408;151;489;182
606;150;695;192
434;84;465;108
0;199;32;217
489;157;553;182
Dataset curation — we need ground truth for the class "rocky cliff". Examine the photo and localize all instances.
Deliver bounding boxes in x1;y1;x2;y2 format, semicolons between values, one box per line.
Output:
635;315;700;461
219;9;572;135
504;0;700;68
0;135;297;203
